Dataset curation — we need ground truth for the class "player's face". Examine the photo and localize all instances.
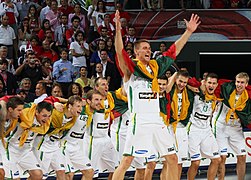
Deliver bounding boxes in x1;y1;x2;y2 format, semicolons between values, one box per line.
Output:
36;109;52;126
205;77;218;95
158;79;168;94
69;101;83;117
9;105;24;119
135;42;151;64
235;77;248;95
89;94;102;111
96;79;109;97
176;75;189;92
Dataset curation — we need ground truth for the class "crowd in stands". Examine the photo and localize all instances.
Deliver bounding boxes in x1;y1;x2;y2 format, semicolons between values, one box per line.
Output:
0;0;250;105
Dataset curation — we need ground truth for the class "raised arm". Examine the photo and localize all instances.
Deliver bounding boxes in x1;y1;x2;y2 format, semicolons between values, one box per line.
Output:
175;13;201;56
114;10;131;82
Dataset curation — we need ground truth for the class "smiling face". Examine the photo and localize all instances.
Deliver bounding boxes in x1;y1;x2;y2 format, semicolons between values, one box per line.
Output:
35;108;52;126
68;101;83;117
176;75;189;93
205;77;218;95
88;93;102;111
235;77;248;95
9;105;24;119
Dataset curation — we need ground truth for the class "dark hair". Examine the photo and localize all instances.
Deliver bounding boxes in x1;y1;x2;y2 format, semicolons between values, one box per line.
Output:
28;4;38;18
41;19;51;31
177;70;190;78
6;96;25;109
71;15;81;23
205;73;218;81
67;82;83;98
96;0;106;12
36;101;53;113
74;30;85;41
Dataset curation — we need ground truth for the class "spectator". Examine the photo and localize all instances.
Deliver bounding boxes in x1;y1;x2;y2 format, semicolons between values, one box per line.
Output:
91;62;103;79
123;26;137;47
147;0;164;10
75;66;93;89
18;77;36;102
52;48;74;98
99;49;116;90
0;59;18;95
15;52;48;92
0;0;19;35
98;13;115;38
89;26;110;53
110;2;131;26
92;0;107;41
0;15;16;60
39;0;51;23
67;82;82;98
54;14;69;49
51;82;63;98
103;0;116;11
65;15;83;45
38;19;54;42
0;46;15;73
58;0;74;16
86;0;98;43
34;81;48;104
41;57;53;83
27;4;41;35
0;77;6;97
45;0;61;31
68;3;88;34
28;35;43;57
18;17;32;49
16;0;41;22
39;39;59;63
152;41;167;59
69;30;90;79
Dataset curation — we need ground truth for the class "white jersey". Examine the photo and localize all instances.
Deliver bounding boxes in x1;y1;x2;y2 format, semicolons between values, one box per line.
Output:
110;110;130;136
33;116;73;152
125;73;161;125
7;119;41;153
189;94;214;129
63;113;88;148
212;97;241;127
85;99;110;138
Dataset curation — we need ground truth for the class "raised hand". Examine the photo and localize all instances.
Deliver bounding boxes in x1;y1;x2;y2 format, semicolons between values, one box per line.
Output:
115;10;121;32
184;13;201;33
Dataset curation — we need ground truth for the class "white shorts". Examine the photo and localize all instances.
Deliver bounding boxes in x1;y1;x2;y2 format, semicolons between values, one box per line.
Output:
64;142;93;172
188;125;220;161
213;122;246;156
124;114;176;158
33;147;66;177
169;125;189;164
83;136;118;177
110;130;145;169
3;149;41;179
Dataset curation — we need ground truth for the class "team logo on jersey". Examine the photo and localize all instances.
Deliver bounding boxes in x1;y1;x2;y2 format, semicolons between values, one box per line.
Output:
36;164;40;167
241;149;246;153
86;163;92;167
135;149;148;154
138;92;157;99
213;152;219;156
167;147;175;152
14;171;19;176
0;162;2;166
97;123;109;129
70;132;85;139
194;112;209;121
60;164;65;168
79;115;88;121
148;154;156;160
